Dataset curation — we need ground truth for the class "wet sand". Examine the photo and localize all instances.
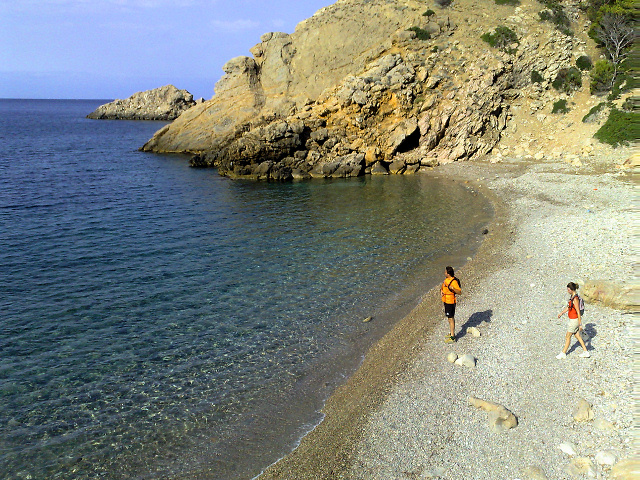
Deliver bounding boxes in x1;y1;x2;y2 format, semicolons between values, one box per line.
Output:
259;155;635;479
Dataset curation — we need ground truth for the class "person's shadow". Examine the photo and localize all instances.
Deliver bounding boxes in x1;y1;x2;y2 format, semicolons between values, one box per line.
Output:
458;310;493;338
567;322;598;354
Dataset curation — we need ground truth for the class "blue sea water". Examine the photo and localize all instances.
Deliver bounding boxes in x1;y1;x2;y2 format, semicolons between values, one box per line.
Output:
0;99;492;479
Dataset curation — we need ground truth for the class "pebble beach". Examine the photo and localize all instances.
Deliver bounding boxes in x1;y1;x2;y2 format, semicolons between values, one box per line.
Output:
260;154;636;480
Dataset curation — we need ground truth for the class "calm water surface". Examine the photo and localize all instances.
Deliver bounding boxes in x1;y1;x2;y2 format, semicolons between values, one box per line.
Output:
0;99;492;479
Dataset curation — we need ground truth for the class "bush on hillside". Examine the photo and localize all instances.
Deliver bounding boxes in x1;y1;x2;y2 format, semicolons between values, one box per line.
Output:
531;70;544;83
407;26;432;40
423;9;436;18
538;0;573;35
590;59;615;94
481;26;519;54
620;96;637;112
552;67;582;93
594;108;640;146
552;99;569;114
608;72;632;100
576;55;593;71
435;0;453;7
581;102;610;123
495;0;520;5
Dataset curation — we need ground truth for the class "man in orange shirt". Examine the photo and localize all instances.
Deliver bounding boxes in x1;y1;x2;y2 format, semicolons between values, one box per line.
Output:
441;266;461;343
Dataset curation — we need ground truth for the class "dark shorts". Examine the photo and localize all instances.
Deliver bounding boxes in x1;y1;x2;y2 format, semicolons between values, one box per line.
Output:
444;303;456;318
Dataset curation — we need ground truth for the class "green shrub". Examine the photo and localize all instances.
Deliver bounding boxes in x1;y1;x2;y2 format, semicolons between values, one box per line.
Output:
576;55;593;71
590;59;615;94
608;72;631;100
435;0;453;6
552;67;582;93
581;102;609;122
531;70;544;83
407;26;432;40
621;96;637;112
538;0;573;35
423;9;436;17
552;99;569;114
495;0;520;4
594;108;640;146
481;26;519;54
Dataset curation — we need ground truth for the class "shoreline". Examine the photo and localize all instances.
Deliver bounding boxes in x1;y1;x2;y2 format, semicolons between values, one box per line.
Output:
260;154;635;479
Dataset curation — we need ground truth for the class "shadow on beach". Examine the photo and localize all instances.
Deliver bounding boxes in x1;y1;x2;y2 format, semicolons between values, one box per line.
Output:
459;309;493;338
567;322;598;354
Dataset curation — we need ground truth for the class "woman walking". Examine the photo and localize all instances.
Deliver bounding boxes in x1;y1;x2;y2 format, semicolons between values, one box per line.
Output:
556;282;590;359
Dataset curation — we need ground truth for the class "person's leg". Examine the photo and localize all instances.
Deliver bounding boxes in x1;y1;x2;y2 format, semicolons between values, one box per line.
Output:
444;303;456;340
557;332;573;358
575;332;590;356
562;332;572;353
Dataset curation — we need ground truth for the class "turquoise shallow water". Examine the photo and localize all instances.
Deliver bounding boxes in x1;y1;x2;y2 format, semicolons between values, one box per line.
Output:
0;99;492;479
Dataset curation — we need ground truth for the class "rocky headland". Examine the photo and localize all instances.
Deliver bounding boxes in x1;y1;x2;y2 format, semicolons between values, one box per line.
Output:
87;85;197;121
140;0;633;179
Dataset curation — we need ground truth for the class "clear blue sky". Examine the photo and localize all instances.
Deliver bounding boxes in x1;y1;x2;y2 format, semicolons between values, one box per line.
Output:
0;0;334;100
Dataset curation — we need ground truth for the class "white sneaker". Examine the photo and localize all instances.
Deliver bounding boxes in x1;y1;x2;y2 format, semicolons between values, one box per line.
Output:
556;352;567;359
579;351;591;358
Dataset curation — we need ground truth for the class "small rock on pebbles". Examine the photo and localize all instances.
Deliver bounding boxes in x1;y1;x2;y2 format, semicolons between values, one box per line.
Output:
572;398;594;422
521;465;549;480
595;450;618;466
558;442;577;456
566;457;596;477
593;417;615;431
454;354;476;368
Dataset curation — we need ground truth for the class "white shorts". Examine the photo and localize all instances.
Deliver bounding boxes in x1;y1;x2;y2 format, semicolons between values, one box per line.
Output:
567;317;580;334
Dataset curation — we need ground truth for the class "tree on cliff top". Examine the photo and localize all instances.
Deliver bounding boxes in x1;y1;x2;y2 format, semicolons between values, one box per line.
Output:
584;0;636;93
594;13;635;82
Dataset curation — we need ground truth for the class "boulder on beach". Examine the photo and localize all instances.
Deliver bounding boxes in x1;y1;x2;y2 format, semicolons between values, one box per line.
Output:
566;457;596;477
87;85;196;121
572;398;594;422
521;465;549;480
611;457;640;479
580;280;636;311
468;397;518;432
454;354;476;368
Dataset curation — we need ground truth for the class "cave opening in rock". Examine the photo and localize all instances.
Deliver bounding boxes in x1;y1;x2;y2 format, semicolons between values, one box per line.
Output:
396;127;421;154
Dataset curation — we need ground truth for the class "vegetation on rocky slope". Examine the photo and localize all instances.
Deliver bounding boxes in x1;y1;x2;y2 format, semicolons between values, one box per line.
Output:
594;108;639;146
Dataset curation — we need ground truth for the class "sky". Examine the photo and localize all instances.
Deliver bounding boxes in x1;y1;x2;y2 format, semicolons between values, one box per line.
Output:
0;0;334;100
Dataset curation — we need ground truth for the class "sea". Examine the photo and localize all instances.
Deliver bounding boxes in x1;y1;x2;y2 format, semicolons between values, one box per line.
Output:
0;99;493;480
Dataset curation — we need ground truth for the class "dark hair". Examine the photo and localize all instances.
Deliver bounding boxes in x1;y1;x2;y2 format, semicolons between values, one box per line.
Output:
567;282;579;291
446;266;455;276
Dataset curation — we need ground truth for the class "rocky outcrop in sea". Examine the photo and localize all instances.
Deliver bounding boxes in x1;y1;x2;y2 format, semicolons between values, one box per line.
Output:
139;0;608;179
87;85;196;121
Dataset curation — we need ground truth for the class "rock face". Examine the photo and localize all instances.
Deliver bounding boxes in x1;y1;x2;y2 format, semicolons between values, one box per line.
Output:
581;280;636;311
140;0;601;179
87;85;196;121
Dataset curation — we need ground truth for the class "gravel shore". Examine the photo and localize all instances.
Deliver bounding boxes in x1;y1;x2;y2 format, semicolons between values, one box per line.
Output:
260;154;636;480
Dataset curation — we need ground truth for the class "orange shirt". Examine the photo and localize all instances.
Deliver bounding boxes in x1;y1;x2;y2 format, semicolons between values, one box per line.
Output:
441;277;460;304
568;296;579;319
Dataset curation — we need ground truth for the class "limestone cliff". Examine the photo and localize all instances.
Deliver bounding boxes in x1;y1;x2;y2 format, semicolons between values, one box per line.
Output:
141;0;625;179
87;85;196;121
